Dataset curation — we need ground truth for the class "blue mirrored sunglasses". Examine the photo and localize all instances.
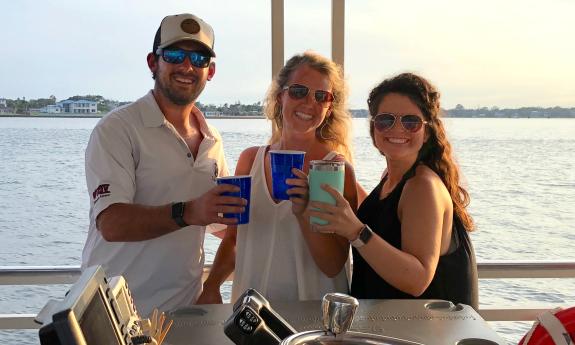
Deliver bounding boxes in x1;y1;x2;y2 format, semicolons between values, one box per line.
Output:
156;48;211;68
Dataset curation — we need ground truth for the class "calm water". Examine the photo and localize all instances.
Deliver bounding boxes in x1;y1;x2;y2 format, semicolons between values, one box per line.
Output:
1;117;574;344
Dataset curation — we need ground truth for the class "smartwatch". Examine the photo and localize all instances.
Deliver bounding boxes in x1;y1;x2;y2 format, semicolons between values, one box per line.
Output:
350;224;373;248
171;202;189;228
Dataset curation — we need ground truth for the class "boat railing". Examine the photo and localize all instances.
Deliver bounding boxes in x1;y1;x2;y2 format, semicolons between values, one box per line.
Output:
1;260;574;330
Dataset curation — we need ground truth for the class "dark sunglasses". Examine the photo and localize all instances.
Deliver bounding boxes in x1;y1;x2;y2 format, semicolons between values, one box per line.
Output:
156;48;211;68
372;113;428;133
282;84;335;105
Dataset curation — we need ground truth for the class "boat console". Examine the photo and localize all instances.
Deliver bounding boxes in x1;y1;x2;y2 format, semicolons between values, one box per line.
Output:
35;267;505;344
168;294;505;345
36;266;148;345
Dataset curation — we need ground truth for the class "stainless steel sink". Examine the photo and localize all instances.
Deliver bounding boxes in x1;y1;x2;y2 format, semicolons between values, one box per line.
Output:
281;330;423;345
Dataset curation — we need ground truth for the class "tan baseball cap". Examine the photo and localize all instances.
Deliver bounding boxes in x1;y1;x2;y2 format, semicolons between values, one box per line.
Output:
153;13;215;57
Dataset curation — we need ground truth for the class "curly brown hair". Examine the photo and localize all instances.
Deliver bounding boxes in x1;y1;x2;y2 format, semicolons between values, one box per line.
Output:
262;51;353;162
367;73;474;231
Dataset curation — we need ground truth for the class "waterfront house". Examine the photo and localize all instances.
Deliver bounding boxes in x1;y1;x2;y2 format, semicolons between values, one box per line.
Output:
0;98;7;108
43;105;63;114
0;107;14;114
205;110;223;117
56;99;98;114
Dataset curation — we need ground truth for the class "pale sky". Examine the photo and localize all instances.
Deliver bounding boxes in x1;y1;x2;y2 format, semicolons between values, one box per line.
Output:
1;0;573;109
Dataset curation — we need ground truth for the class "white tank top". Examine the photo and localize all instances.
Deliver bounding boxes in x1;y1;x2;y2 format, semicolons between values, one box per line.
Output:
232;146;349;302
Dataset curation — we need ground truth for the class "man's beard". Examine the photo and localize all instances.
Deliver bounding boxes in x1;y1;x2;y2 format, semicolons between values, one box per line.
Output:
156;71;206;106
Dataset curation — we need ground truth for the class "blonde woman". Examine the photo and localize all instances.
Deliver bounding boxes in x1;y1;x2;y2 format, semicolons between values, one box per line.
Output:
197;51;358;303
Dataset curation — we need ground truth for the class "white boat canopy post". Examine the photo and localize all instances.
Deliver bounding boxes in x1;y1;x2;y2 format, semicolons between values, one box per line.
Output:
271;0;345;78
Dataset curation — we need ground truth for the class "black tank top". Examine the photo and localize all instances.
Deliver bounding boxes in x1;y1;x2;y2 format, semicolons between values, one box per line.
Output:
350;164;479;310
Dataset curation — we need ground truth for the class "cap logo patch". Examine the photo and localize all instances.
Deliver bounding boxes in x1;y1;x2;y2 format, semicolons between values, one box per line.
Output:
181;19;200;34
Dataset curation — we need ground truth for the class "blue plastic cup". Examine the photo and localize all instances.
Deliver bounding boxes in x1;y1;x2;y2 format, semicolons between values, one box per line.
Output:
269;150;305;200
216;175;252;224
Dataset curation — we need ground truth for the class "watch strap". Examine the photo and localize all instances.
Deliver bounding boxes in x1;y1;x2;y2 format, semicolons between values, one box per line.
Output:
350;224;373;248
171;202;189;228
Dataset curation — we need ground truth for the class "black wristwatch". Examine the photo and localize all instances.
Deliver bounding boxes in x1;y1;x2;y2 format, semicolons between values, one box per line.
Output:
350;224;374;248
171;202;189;228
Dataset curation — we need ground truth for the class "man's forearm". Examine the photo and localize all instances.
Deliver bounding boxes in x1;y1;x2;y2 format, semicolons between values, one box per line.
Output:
96;203;181;241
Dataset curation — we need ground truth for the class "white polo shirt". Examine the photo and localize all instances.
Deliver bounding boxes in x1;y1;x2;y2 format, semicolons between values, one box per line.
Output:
82;91;228;317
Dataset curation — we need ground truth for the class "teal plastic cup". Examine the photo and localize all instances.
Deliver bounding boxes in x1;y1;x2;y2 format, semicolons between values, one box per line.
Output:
269;150;305;200
309;160;345;226
216;175;251;224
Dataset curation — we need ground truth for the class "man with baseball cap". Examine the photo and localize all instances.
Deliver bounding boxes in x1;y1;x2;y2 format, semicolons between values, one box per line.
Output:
81;13;246;317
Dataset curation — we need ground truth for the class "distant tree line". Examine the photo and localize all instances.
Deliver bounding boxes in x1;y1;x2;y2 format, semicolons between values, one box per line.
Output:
196;101;263;116
1;96;56;114
2;96;574;118
444;104;575;118
0;95;130;114
351;106;575;118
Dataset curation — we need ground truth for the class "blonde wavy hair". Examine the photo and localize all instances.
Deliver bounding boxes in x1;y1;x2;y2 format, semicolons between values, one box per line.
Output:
263;51;353;163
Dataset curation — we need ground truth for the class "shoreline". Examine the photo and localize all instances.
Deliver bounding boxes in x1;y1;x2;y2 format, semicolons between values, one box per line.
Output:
1;114;573;119
0;114;266;119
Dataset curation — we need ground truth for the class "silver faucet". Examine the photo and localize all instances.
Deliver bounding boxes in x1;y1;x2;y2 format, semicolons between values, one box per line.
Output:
321;293;359;336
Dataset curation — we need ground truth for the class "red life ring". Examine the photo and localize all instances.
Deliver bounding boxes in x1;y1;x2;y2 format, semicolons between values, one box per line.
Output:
519;307;575;345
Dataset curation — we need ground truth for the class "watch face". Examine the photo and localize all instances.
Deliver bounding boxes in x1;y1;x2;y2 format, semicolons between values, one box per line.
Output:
351;225;372;248
360;225;373;244
174;202;185;217
172;202;188;227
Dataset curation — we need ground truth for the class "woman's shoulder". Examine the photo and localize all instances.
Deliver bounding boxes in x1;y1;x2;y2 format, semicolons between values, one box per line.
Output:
239;146;262;159
404;165;446;196
414;164;439;180
399;165;451;214
235;146;264;174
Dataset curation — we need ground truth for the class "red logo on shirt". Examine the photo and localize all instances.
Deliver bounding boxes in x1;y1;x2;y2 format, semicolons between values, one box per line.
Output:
92;184;111;202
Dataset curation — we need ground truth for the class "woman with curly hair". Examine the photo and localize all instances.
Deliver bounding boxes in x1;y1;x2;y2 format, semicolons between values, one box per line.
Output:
309;72;478;309
197;51;358;303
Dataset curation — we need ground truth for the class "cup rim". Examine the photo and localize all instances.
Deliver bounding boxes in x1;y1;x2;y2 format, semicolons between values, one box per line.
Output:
216;175;251;180
310;160;345;166
269;150;306;155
